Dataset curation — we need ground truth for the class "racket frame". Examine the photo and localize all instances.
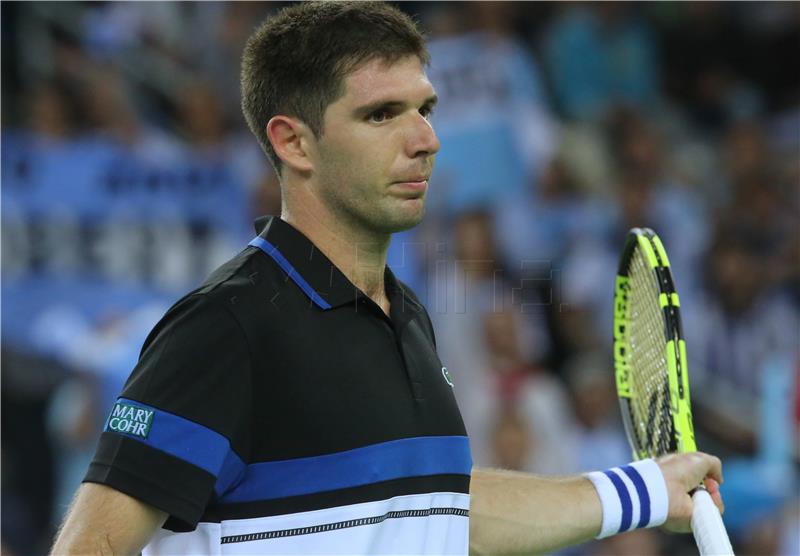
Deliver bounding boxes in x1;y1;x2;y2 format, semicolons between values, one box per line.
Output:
613;227;696;460
613;228;734;555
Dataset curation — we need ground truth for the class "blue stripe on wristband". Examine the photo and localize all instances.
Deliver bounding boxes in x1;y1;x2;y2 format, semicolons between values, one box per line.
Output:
585;470;621;538
586;458;668;539
621;464;650;529
632;459;669;528
603;469;633;533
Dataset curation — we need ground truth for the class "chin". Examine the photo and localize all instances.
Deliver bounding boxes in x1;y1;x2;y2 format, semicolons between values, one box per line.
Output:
356;197;426;235
387;202;426;233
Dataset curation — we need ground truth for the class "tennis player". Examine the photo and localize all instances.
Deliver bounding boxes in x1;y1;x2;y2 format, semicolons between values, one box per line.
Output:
51;3;724;555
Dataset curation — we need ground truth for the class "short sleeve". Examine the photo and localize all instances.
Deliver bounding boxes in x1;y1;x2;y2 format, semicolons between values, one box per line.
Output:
84;294;252;531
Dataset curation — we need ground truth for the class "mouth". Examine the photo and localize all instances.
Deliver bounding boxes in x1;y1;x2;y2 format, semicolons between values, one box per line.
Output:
390;179;428;197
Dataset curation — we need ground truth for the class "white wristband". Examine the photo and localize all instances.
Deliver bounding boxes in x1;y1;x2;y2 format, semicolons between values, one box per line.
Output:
585;458;669;539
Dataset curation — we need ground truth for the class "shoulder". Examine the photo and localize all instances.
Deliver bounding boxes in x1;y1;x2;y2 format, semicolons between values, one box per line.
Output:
139;245;290;354
194;244;284;300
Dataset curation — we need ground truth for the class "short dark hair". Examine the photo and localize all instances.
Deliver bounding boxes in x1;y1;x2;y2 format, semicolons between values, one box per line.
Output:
241;1;429;173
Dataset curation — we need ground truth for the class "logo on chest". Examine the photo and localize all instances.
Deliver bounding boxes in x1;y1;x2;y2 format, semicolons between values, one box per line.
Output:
441;366;454;388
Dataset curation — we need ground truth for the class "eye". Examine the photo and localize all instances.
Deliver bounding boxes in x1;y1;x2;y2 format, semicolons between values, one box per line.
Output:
419;106;435;120
368;110;393;123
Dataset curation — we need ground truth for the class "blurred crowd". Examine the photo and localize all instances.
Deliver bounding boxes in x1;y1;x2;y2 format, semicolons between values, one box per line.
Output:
2;2;798;555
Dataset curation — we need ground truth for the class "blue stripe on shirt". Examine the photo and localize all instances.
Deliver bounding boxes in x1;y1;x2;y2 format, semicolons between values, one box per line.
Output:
106;398;246;496
249;236;332;310
105;401;471;502
220;435;473;503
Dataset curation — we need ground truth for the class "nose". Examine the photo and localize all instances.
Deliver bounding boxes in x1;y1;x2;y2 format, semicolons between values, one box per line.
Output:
406;112;441;159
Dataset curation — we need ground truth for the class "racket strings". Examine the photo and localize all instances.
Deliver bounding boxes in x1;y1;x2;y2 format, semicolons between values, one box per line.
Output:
626;247;673;457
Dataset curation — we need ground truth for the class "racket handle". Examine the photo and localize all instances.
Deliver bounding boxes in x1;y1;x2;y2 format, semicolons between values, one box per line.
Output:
691;488;734;555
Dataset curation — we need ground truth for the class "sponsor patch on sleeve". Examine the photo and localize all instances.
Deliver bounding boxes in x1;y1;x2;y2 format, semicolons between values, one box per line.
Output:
105;401;155;439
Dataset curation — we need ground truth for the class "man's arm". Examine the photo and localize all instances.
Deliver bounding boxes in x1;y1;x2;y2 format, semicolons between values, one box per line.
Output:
51;483;167;555
469;452;724;555
469;469;600;554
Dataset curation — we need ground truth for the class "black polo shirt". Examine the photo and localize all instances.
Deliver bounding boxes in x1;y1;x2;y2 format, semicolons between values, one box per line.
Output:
85;216;471;555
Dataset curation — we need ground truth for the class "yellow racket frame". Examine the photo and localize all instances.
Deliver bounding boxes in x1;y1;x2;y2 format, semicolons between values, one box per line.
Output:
614;228;696;459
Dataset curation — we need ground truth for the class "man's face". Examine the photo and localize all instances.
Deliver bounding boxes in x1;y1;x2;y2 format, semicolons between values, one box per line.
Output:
310;55;440;235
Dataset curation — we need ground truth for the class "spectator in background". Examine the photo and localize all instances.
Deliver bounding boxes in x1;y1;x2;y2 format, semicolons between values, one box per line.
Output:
192;3;275;124
484;309;575;475
717;123;797;297
686;225;800;449
494;156;598;270
590;529;664;556
608;110;710;300
175;79;271;199
543;3;659;122
175;81;227;151
1;348;67;555
553;248;614;372
492;154;612;374
82;67;182;166
252;171;283;221
431;209;572;473
655;2;775;132
431;211;510;467
431;212;549;466
489;406;532;472
720;170;794;259
28;81;78;142
484;310;532;379
562;353;629;473
82;2;186;62
424;1;557;214
722;121;770;195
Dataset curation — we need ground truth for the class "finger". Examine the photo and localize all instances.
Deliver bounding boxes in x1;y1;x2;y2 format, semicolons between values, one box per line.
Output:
704;477;719;496
697;452;723;484
703;477;725;515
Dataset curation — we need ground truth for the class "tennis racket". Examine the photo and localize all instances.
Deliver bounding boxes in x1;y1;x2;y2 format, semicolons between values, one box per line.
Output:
613;227;734;555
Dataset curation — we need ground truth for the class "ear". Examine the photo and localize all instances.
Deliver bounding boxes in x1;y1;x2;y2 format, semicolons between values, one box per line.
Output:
266;116;314;173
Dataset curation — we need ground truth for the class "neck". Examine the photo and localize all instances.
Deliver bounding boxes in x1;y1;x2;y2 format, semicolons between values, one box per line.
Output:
281;183;391;310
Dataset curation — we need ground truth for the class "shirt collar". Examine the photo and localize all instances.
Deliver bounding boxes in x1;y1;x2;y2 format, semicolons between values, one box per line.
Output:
251;216;423;314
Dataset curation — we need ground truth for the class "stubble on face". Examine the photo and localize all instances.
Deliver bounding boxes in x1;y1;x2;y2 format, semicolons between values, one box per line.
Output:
312;56;439;239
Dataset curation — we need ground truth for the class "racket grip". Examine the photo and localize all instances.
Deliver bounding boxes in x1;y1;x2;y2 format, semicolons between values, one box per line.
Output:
691;488;734;555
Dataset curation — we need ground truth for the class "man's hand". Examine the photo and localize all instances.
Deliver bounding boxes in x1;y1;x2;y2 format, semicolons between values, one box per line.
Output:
657;452;725;533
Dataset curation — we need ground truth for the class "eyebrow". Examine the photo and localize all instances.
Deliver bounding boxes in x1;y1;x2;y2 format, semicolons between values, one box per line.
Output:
354;94;438;117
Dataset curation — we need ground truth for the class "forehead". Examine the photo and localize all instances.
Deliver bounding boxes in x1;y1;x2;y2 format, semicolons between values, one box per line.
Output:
339;56;434;106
